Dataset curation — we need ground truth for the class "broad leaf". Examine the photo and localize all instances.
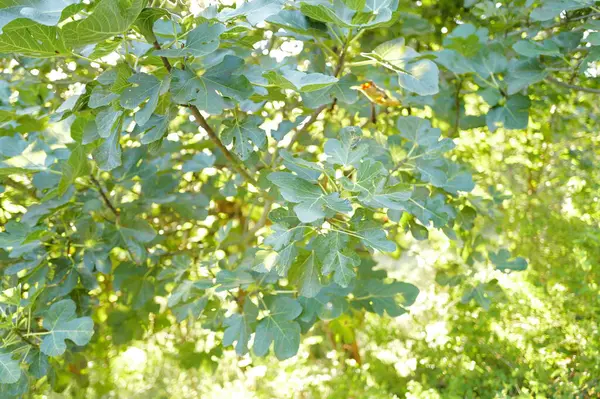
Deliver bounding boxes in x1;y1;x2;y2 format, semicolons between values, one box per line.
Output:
362;38;439;95
264;68;338;92
0;0;78;33
62;0;147;47
220;115;267;161
154;22;225;58
0;352;20;384
490;249;528;272
40;299;94;356
253;296;302;360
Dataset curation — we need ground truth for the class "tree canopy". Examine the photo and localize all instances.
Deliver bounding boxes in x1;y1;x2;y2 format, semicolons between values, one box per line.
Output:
0;0;599;397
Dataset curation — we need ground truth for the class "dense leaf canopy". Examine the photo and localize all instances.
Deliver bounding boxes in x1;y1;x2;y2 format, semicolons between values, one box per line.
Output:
0;0;599;396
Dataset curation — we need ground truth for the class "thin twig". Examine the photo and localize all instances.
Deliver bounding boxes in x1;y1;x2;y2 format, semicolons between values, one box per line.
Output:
152;41;172;71
89;175;120;218
546;76;600;94
243;198;273;243
284;104;329;151
453;78;463;136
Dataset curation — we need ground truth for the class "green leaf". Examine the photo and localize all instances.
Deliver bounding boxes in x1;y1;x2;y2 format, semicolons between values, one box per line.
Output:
90;85;119;108
486;94;530;131
416;158;474;194
167;280;211;307
530;0;594;21
0;19;67;56
222;299;258;355
289;251;322;298
120;73;170;125
119;216;156;243
264;68;338;92
585;31;600;45
394;116;455;162
474;49;508;78
0;134;27;157
403;187;454;228
0;352;20;384
265;223;303;251
314;232;358;287
0;352;20;385
182;152;216;173
342;0;366;11
40;299;94;356
298;285;349;322
57;145;90;195
299;0;397;28
356;224;396;252
136;113;170;144
324;126;368;167
445;34;481;57
362;38;439;95
133;7;169;42
121;277;154;309
216;269;254;291
220;115;266;161
170;55;252;115
353;279;419;316
513;39;561;57
0;0;79;33
264;223;303;276
362;181;413;210
437;48;508;79
219;0;285;25
268;172;323;203
154;22;225;58
303;74;359;108
88;37;123;59
269;172;351;222
266;9;328;37
26;350;49;379
95;108;122;139
490;249;528;272
253;296;302;360
280;150;322;182
340;159;388;194
506;58;547;95
62;0;147;47
92;128;121;170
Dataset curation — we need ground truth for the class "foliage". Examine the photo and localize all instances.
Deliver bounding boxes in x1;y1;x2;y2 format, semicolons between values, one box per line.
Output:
0;0;599;396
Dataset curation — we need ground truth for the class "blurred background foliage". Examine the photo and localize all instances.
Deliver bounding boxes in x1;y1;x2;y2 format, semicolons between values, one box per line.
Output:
1;0;599;397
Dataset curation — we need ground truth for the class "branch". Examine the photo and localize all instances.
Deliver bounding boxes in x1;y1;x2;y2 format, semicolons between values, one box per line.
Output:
152;38;258;187
284;104;329;151
453;78;462;136
90;175;120;218
152;41;172;72
546;76;600;94
188;106;258;186
15;329;38;347
507;12;600;38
